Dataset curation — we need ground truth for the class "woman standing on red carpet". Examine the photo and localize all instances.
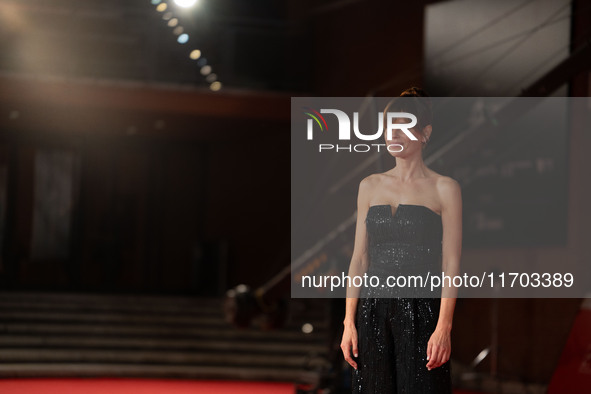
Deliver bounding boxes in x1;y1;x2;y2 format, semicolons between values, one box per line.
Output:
340;87;462;393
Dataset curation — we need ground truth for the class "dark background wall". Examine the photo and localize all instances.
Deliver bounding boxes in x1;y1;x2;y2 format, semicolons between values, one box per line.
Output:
0;80;291;293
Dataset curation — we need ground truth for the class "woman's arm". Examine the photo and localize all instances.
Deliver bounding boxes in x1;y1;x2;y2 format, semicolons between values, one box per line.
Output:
341;175;372;369
344;175;372;320
427;176;462;370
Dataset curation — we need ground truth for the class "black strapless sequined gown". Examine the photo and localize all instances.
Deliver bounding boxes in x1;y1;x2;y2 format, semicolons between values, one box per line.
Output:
352;204;452;393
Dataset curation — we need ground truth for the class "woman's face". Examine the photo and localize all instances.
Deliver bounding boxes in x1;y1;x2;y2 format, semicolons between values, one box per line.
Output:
383;116;426;158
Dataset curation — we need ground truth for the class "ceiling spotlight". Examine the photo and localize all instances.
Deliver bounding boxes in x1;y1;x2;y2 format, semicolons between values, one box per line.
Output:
168;18;178;27
190;49;201;60
156;3;167;12
200;65;211;75
205;73;217;83
174;0;198;8
151;0;161;5
177;33;189;44
210;81;222;91
162;11;173;20
301;323;314;334
173;26;184;35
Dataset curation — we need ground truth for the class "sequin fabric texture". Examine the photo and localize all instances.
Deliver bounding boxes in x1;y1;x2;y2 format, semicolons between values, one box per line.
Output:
352;204;452;393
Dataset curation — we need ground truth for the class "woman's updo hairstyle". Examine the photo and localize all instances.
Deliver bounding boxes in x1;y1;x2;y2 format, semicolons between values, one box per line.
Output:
384;86;433;133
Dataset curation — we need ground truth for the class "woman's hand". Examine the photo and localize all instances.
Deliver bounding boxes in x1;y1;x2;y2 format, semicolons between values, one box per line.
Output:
341;322;359;370
426;326;451;370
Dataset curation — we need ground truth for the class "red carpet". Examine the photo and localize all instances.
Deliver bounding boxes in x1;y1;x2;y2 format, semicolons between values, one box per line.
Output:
0;379;295;394
0;378;487;393
548;300;591;393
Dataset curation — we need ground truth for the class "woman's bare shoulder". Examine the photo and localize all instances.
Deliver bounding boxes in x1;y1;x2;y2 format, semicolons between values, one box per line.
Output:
360;173;385;187
434;175;462;204
359;172;386;193
356;173;386;206
426;168;457;186
434;174;460;188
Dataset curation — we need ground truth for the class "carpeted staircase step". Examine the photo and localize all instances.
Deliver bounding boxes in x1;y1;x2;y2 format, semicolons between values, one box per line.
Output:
0;322;327;341
0;348;326;367
0;292;327;318
0;293;328;331
0;363;323;383
0;335;327;353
